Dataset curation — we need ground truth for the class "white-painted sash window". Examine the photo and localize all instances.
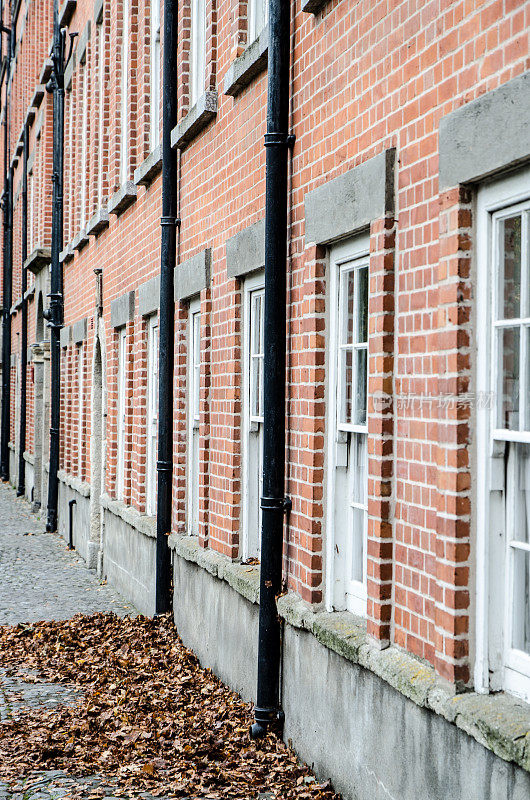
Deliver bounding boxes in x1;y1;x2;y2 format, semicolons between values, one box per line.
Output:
77;344;84;476
80;62;89;228
248;0;268;43
326;235;369;616
150;0;161;148
146;316;159;516
242;273;264;559
190;0;206;107
116;328;127;500
187;299;201;535
97;20;105;206
476;167;530;702
119;0;129;184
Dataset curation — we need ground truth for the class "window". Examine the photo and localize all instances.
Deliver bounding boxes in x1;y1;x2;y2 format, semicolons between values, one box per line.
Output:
248;0;267;43
80;62;89;228
190;0;206;107
97;19;106;206
187;298;201;534
326;235;369;616
146;316;159;516
242;273;264;559
116;328;127;500
28;172;34;252
67;91;74;240
150;0;161;148
120;0;130;184
77;344;84;477
476;167;530;702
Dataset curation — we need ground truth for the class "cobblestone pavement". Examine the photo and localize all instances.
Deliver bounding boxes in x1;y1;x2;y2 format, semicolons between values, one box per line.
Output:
0;482;134;625
0;482;144;798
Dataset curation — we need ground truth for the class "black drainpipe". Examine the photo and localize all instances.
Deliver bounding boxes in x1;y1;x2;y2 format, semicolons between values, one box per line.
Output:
68;497;76;549
16;121;28;496
44;0;68;532
251;0;292;738
0;17;12;482
154;0;179;613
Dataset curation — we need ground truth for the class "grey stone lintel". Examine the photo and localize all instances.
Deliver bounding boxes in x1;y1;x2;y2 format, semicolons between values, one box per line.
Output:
35;108;44;139
94;0;104;24
24;285;35;301
174;248;211;302
439;71;530;189
60;325;71;349
60;243;74;263
27;148;35;174
223;27;268;98
108;181;137;216
59;0;76;27
302;0;329;11
86;206;109;236
169;532;530;777
305;148;396;245
77;21;92;65
11;153;19;174
226;218;265;279
10;354;16;368
25;106;37;127
39;58;53;86
171;91;218;150
10;297;22;315
71;317;88;344
30;84;45;109
24;247;51;275
138;274;160;317
72;229;89;251
134;145;162;186
110;290;135;329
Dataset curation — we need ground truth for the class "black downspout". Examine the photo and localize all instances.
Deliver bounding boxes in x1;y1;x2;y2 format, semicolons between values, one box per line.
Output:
44;0;65;532
68;497;76;549
16;122;28;496
0;21;11;482
155;0;179;613
251;0;291;738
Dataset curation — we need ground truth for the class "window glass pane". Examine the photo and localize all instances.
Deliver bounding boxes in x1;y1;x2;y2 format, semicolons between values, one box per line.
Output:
341;270;355;345
511;442;530;545
251;356;262;418
511;548;530;656
499;326;520;429
357;266;368;343
354;348;367;426
339;348;353;425
500;215;522;320
350;433;367;584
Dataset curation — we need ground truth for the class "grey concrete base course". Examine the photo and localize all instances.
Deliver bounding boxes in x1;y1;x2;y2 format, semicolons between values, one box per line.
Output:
57;477;92;566
101;496;156;615
169;536;530;800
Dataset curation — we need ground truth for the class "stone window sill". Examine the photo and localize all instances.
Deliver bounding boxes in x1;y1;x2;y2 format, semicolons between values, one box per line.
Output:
169;531;530;775
134;145;162;186
60;243;74;264
302;0;329;12
223;27;268;98
86;206;109;237
108;182;137;216
58;469;91;498
100;492;156;540
171;92;218;151
72;229;89;252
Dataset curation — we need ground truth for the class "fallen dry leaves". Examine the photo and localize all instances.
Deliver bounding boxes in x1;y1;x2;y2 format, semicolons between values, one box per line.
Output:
0;613;340;799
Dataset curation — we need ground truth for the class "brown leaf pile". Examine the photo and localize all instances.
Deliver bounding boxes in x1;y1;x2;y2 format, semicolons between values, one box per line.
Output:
0;613;340;799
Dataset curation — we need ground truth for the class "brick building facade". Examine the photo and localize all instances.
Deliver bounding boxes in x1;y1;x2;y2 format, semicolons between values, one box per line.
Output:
2;0;530;797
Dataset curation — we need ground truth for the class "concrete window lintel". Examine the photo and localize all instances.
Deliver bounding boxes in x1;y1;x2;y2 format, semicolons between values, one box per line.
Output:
304;148;396;246
171;91;218;151
86;206;109;236
24;247;51;275
108;181;137;216
72;229;89;252
138;274;160;317
110;290;135;329
134;145;162;186
60;325;71;349
39;58;53;86
226;218;265;279
439;71;530;189
30;84;45;109
174;248;212;302
71;317;88;344
60;243;74;264
59;0;76;27
302;0;329;12
77;21;92;65
94;0;104;24
223;27;268;98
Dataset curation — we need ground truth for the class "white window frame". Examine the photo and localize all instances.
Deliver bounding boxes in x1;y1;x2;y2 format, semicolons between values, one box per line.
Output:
150;0;161;149
186;298;201;535
28;171;34;252
190;0;206;107
119;0;129;184
146;316;159;516
325;234;370;617
248;0;268;44
116;327;127;500
79;61;89;228
97;19;105;206
68;90;74;240
241;271;265;560
77;344;84;476
476;165;530;702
